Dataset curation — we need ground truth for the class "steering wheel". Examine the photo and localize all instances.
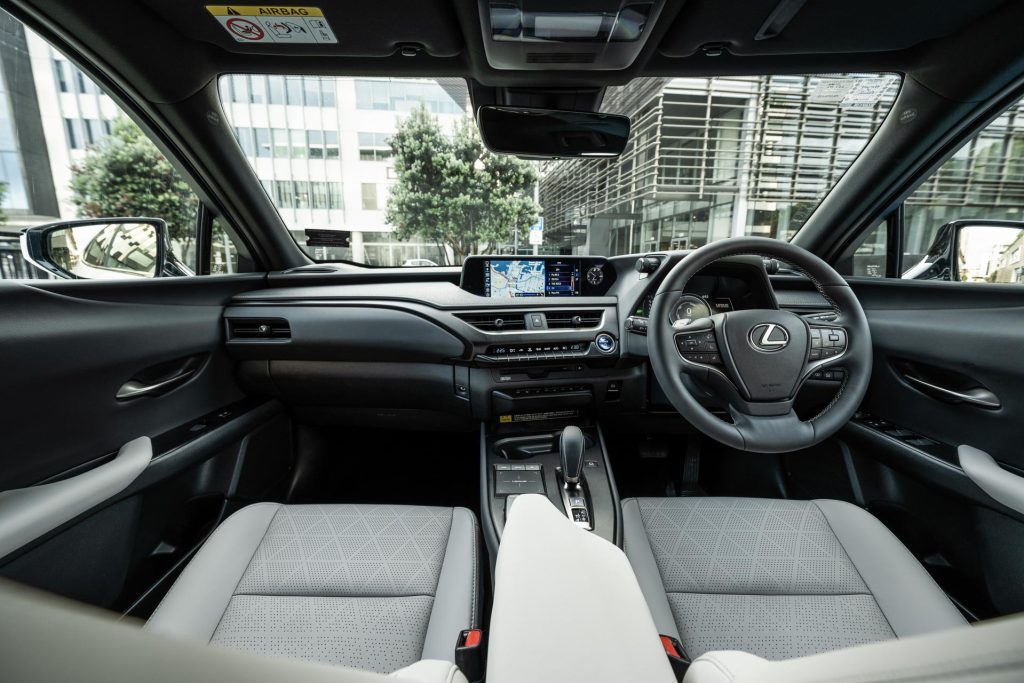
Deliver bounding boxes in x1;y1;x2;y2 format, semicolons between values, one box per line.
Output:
648;237;872;453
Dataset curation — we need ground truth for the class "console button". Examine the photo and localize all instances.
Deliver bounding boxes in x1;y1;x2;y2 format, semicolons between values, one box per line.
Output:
595;333;616;353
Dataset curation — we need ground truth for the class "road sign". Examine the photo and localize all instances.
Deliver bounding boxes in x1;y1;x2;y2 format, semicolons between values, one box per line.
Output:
528;219;544;246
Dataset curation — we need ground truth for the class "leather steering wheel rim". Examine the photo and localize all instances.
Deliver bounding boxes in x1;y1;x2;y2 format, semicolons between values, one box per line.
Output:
648;237;872;453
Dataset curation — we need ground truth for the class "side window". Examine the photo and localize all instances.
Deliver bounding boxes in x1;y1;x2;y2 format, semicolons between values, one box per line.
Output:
0;10;248;280
901;95;1024;283
838;94;1024;282
836;221;887;278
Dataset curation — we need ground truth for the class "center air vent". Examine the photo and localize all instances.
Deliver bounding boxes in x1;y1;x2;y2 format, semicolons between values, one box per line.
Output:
227;318;291;341
544;310;603;329
526;52;596;64
456;313;527;332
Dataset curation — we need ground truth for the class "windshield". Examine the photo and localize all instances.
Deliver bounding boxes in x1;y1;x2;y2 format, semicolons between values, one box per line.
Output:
218;74;900;266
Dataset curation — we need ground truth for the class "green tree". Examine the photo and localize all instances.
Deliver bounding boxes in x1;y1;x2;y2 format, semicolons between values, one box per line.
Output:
0;181;7;225
386;106;540;265
69;117;198;245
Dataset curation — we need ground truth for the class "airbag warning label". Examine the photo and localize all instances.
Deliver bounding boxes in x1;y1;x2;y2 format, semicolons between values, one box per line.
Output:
206;6;337;44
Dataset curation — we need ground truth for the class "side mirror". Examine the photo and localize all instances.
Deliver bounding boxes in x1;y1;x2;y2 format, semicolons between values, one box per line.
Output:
20;218;184;280
902;220;1024;283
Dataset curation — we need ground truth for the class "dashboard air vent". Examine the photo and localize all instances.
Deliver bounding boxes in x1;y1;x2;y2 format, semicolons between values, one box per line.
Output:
456;313;527;332
228;318;291;341
545;310;603;329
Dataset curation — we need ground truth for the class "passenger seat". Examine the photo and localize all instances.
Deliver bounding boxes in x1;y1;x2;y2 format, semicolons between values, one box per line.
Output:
147;502;479;674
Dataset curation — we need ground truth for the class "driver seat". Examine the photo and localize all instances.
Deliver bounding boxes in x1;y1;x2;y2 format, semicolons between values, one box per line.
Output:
622;497;966;660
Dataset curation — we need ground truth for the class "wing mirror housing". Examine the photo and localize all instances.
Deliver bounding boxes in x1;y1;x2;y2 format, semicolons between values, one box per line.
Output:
20;217;190;280
902;219;1024;283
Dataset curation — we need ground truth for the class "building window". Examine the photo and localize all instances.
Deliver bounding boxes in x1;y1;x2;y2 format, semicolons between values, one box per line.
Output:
325;130;339;159
354;79;463;114
321;79;337;107
268;76;285;105
64;118;82;149
262;180;343;210
302;78;320;107
285;77;303;106
235;127;256;156
53;60;71;93
272;128;289;157
358;132;392;161
249;75;266;104
229;74;249;103
307;130;324;158
290;129;307;158
361;182;379;210
84;119;106;145
255;128;271;157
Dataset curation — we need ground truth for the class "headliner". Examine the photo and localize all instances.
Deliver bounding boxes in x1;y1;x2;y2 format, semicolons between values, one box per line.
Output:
5;0;1024;106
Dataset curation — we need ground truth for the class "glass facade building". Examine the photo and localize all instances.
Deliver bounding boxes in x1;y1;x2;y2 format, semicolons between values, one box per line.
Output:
538;75;902;256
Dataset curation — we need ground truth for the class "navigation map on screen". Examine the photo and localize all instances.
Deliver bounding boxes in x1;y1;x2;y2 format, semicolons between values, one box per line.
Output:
486;259;546;297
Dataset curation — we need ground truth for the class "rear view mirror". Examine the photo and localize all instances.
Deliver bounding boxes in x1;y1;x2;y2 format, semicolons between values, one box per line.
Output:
477;106;630;158
903;220;1024;283
21;218;173;280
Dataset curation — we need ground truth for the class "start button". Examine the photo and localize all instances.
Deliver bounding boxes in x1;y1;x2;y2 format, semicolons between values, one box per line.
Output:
595;333;617;353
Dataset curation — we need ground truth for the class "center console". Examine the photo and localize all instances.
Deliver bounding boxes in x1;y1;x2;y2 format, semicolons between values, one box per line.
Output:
480;418;622;555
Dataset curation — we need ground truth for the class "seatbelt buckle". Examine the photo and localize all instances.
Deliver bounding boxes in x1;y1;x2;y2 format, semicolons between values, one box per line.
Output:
660;635;690;681
455;629;485;683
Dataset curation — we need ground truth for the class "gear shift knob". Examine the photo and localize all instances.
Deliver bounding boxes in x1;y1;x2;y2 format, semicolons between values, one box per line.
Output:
560;426;585;487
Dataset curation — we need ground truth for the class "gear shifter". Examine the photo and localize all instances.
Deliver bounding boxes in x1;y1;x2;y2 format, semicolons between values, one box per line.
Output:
559;425;585;488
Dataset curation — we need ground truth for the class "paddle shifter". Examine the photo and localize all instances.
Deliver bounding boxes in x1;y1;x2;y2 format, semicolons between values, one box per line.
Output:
560;425;585;488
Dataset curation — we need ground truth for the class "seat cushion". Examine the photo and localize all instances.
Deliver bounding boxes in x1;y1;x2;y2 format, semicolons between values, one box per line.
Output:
147;503;480;674
622;497;965;661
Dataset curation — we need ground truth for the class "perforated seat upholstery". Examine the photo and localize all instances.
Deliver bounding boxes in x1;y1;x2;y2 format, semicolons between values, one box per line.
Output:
146;503;480;674
622;497;966;661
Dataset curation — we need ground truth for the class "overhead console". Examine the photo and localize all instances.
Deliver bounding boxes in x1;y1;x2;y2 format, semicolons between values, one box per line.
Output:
460;255;616;298
478;0;668;70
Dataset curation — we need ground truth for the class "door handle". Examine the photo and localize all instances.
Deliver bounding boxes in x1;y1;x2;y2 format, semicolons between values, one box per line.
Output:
903;375;1001;410
959;445;1024;515
116;367;197;400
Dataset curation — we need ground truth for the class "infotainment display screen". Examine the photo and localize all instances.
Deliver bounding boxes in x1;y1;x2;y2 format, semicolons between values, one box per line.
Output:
484;259;580;297
461;256;613;297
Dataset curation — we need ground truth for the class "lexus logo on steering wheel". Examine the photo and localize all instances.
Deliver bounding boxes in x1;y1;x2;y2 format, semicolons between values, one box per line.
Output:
749;323;790;352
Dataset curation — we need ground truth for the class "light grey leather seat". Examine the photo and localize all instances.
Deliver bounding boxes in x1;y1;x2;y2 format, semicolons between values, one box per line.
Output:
622;497;966;661
147;502;480;674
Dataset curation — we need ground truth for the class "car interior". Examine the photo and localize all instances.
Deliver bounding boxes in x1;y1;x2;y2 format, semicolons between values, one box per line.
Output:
2;1;1024;682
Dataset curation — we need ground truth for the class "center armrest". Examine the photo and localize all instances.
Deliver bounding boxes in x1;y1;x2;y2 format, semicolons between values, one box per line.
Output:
486;494;675;683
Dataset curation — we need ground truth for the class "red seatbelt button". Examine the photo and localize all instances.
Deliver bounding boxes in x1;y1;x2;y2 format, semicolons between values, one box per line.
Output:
461;629;482;648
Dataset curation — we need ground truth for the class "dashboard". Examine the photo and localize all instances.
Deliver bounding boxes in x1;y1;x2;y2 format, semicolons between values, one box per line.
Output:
222;251;835;429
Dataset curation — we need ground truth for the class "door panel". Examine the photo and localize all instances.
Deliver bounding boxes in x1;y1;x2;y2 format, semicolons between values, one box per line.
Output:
0;276;260;489
0;274;296;615
846;277;1024;616
850;278;1024;472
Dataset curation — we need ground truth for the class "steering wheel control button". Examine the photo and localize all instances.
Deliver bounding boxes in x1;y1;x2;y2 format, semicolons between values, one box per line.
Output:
595;333;617;353
809;327;847;360
675;330;722;365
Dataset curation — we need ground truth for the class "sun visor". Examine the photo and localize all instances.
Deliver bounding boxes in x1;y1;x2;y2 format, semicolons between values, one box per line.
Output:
658;0;1006;58
142;0;464;57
